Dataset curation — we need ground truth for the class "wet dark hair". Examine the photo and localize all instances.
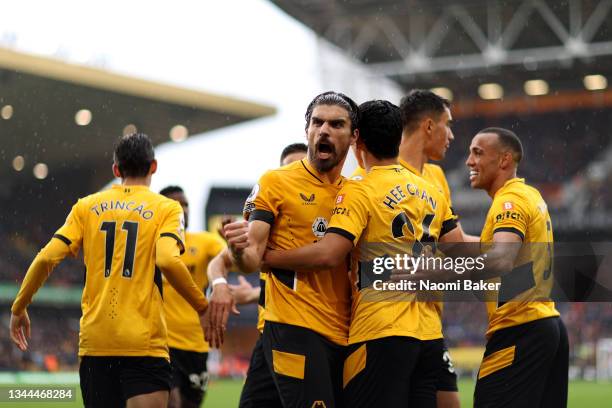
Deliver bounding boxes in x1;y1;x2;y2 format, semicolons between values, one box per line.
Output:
280;143;307;165
479;127;523;164
113;133;155;178
400;89;451;133
159;185;184;197
304;91;360;132
358;100;402;160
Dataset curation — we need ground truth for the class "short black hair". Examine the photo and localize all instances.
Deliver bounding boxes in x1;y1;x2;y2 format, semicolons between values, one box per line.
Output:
113;133;155;178
305;91;360;132
399;90;451;133
358;100;402;160
479;127;523;164
159;185;184;197
280;143;307;165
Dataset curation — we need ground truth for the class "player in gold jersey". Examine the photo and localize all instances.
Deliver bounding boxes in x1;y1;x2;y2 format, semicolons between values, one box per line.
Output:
209;92;359;408
9;133;209;408
465;128;568;407
160;186;224;408
399;90;481;408
263;100;463;407
227;143;307;408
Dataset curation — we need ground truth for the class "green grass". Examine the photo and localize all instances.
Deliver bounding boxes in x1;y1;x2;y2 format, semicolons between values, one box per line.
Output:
0;379;608;407
204;378;612;408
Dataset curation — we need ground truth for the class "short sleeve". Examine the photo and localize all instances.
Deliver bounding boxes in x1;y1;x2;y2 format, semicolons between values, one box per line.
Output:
243;170;281;225
490;193;529;240
54;200;84;257
159;200;186;254
438;196;458;238
327;180;369;245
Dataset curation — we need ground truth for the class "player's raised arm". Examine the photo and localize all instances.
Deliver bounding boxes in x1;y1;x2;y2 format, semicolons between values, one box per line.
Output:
224;220;270;273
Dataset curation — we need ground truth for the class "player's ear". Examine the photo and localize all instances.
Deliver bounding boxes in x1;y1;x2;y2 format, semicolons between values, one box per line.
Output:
112;163;122;179
423;117;434;135
149;159;158;175
351;128;359;144
499;151;513;169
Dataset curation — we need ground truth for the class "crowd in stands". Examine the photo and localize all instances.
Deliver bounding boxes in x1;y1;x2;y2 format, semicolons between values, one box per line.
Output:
1;301;610;379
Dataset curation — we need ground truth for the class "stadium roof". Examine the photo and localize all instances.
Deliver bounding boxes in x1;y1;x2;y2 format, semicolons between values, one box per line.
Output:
270;0;612;99
0;47;276;187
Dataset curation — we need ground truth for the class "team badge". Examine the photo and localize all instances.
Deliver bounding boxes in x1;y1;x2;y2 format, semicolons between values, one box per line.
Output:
503;201;514;210
311;217;328;238
351;175;363;181
336;194;345;204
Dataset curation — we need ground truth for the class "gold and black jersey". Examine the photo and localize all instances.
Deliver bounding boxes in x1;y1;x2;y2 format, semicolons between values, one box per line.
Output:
163;231;224;352
54;185;186;358
328;164;456;344
481;178;559;337
243;159;351;345
398;159;457;339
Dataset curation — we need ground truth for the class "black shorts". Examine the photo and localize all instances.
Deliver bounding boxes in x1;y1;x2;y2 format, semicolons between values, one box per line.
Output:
262;321;346;408
239;335;282;408
80;355;171;408
431;338;458;392
169;348;208;405
474;316;568;408
343;336;439;408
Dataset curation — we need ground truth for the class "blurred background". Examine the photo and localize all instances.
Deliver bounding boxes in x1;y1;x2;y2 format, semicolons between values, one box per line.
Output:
0;0;611;406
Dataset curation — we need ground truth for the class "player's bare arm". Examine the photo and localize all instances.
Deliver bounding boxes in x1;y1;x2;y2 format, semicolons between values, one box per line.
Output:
206;248;239;348
263;232;353;270
229;276;260;305
224;220;270;273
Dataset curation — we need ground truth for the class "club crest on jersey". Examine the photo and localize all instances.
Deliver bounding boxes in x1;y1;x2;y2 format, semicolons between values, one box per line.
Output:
336;194;345;204
300;193;316;205
351;175;363;181
312;217;328;238
503;201;514;210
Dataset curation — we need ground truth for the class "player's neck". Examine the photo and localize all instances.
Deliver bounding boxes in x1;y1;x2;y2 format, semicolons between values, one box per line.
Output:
364;154;397;171
399;134;427;172
121;176;151;187
487;171;517;197
318;160;346;184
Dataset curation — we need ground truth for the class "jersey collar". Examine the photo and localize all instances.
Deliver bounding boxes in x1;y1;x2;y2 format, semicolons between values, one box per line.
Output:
494;177;525;197
398;158;422;176
370;163;404;172
300;159;344;186
111;184;150;191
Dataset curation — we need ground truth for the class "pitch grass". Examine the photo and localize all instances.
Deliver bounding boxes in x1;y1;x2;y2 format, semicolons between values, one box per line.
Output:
0;379;608;407
202;378;612;407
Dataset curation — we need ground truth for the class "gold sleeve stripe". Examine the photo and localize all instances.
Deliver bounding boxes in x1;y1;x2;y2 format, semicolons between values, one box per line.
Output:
249;209;275;225
53;234;72;246
343;344;367;388
478;345;515;379
493;227;525;241
440;218;458;238
160;232;185;255
326;227;355;244
272;349;306;380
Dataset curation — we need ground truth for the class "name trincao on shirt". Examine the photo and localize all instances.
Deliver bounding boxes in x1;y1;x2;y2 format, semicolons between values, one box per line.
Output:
90;200;154;220
383;184;437;210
